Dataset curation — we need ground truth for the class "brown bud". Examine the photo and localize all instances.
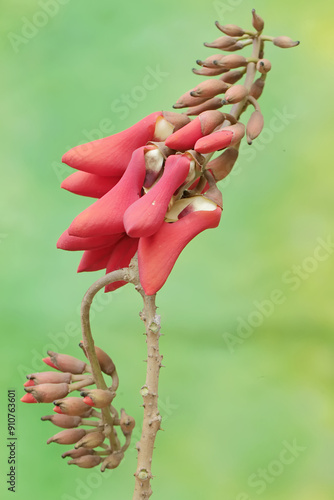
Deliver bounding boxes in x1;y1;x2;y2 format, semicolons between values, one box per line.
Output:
79;342;116;376
173;93;210;110
256;59;271;74
251;9;264;32
75;431;105;449
223;85;248;104
220;70;245;85
81;389;114;409
192;66;227;77
101;451;124;472
27;372;72;385
249;77;265;100
25;383;69;403
206;147;239;181
184;97;223;116
41;414;82;429
273;36;300;48
162;111;190;132
204;35;237;49
190;79;229;99
53;397;91;416
246;110;264;144
223;41;248;52
120;409;135;436
197;54;226;69
215;54;247;69
62;448;96;459
45;351;86;374
47;428;86;445
215;21;245;37
68;455;102;468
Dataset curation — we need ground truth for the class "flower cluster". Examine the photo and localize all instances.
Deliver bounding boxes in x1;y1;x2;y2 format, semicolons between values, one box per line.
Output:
21;345;134;471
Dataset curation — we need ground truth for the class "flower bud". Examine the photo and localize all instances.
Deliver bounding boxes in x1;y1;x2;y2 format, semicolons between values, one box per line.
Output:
250;77;265;100
24;383;69;403
79;342;116;376
195;122;245;154
43;351;87;374
223;41;248;52
273;36;300;48
246;110;264;144
68;455;102;468
223;85;248;104
215;54;247;69
251;9;264;32
101;451;124;472
184;97;223;116
41;414;82;429
256;59;271;74
26;371;72;385
190;80;229;99
20;393;38;403
220;69;245;84
23;379;35;387
197;54;225;68
62;448;96;459
192;66;227;77
47;428;86;445
75;431;105;449
206;147;239;181
53;397;91;416
173;93;210;109
204;35;237;49
120;409;135;436
215;21;245;36
81;389;114;409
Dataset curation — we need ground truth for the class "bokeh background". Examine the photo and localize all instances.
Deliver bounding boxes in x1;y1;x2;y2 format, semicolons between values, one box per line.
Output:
1;1;333;499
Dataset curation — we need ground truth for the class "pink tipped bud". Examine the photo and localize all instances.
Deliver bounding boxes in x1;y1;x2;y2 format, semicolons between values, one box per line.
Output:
185;97;223;116
21;393;38;403
256;59;271;74
25;383;69;403
251;9;264;32
215;21;245;37
220;69;245;84
46;351;87;374
24;379;35;387
47;428;86;445
75;431;105;449
246;110;264;144
81;389;114;409
27;371;72;385
206;147;239;181
120;409;135;436
195;123;245;154
273;36;300;48
192;66;227;77
42;357;58;370
250;77;265;100
53;397;91;416
204;35;237;49
223;85;248;104
215;54;247;69
101;451;124;472
41;414;82;428
62;448;95;459
68;455;102;468
190;79;229;99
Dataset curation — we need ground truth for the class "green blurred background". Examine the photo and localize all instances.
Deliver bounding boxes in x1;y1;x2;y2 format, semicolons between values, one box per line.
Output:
1;0;333;499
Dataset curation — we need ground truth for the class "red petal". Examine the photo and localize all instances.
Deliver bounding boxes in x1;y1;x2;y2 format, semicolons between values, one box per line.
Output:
21;393;38;403
62;112;162;177
53;406;64;414
77;242;121;273
105;236;139;292
83;396;94;407
57;230;124;252
138;207;222;294
194;130;233;153
61;172;121;198
68;147;147;238
165;118;203;151
124;155;190;238
24;379;35;387
43;357;59;370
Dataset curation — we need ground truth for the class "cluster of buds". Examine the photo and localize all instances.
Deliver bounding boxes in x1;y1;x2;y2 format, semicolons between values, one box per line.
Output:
57;10;299;296
21;344;134;471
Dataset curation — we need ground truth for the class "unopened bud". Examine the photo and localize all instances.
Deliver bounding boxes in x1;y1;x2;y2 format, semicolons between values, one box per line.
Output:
220;70;245;85
20;393;38;403
173;93;209;109
101;451;124;472
250;77;265;100
47;428;86;445
81;389;114;409
215;54;247;69
75;431;105;449
53;397;91;416
120;409;135;436
197;54;226;69
26;371;72;385
25;383;69;403
251;9;264;32
204;35;237;49
79;342;116;377
62;448;96;459
206;147;239;181
192;66;227;77
190;79;229;99
273;36;300;48
184;97;223;116
256;59;271;74
223;85;248;104
44;351;86;374
246;110;264;144
41;414;82;429
215;21;245;37
68;455;102;468
195;122;245;154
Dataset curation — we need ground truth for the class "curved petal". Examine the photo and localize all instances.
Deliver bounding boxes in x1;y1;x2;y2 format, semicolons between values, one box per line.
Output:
77;244;117;273
61;172;121;198
105;236;139;292
57;230;124;251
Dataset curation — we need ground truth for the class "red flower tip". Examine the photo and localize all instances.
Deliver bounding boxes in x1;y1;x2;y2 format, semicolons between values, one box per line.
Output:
61;171;120;199
194;129;234;154
21;393;38;403
53;406;64;414
24;379;35;387
82;396;94;407
42;357;59;370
